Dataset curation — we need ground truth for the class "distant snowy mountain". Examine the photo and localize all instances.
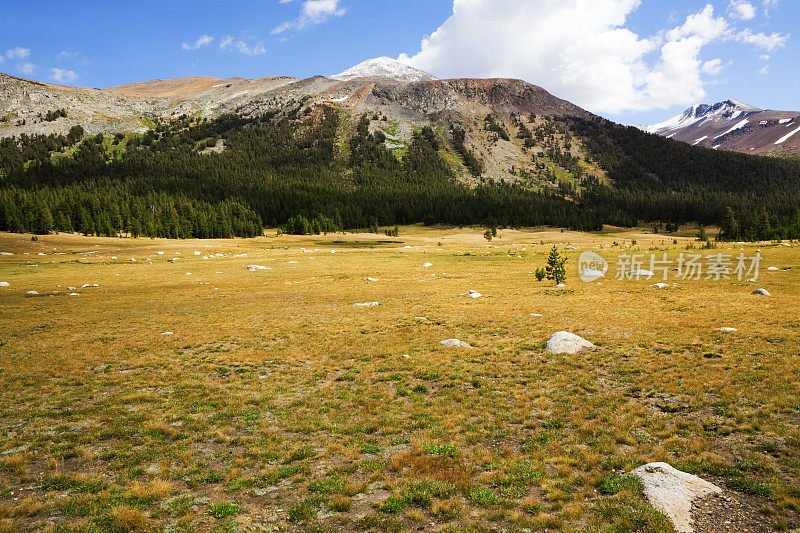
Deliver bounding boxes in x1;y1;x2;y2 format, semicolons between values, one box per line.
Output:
330;57;438;82
641;100;800;154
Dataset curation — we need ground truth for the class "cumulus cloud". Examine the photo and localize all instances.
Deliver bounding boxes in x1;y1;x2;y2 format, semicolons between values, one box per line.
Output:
399;0;789;114
272;0;346;34
5;47;31;60
220;36;266;56
50;68;79;83
17;62;37;76
728;0;756;20
181;34;214;51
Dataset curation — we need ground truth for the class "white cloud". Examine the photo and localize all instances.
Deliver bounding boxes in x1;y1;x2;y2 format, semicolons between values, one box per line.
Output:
220;35;266;56
181;34;214;51
272;0;346;34
5;47;31;60
759;64;770;75
728;0;756;20
701;58;724;75
50;68;79;83
17;62;37;76
734;28;789;50
399;0;790;114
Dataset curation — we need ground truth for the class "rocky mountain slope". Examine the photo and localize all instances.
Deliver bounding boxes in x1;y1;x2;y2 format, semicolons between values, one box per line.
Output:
0;59;597;184
642;100;800;155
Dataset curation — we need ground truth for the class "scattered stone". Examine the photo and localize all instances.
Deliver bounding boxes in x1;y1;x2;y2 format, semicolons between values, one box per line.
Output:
246;265;270;271
555;283;567;288
423;263;433;268
753;288;771;296
630;462;722;533
26;290;39;296
161;332;174;335
778;243;791;247
629;269;655;277
580;268;606;280
463;290;482;299
717;327;738;332
354;302;379;307
545;332;595;355
0;282;9;287
564;246;577;250
156;251;165;255
365;277;379;282
767;266;780;271
69;293;80;296
651;283;669;289
440;339;472;348
0;252;13;256
530;313;543;317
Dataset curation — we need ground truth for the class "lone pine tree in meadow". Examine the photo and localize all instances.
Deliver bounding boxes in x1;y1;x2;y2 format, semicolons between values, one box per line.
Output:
545;245;567;285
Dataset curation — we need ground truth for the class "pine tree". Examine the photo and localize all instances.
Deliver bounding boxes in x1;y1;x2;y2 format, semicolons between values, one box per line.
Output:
545;245;567;285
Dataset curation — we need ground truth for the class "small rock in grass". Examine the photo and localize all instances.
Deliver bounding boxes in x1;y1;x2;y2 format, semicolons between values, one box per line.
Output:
767;266;780;271
440;339;472;348
556;283;567;288
0;282;9;287
161;332;174;335
26;290;39;296
463;290;482;299
717;327;738;332
246;265;270;271
365;277;379;282
628;269;655;277
753;288;771;296
545;332;595;355
69;293;80;296
354;302;379;307
423;263;433;268
651;283;669;289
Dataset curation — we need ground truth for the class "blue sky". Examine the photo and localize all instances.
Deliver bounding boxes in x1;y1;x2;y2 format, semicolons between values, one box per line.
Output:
1;0;795;124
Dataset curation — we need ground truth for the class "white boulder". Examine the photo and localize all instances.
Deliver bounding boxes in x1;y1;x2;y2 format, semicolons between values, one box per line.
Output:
555;283;567;288
0;282;9;287
246;265;270;271
440;339;472;348
365;277;379;282
717;327;738;332
651;283;669;289
463;290;482;299
753;288;771;296
580;268;606;280
767;266;780;271
630;462;722;533
26;291;39;296
628;269;655;277
423;263;433;268
354;302;379;307
545;332;595;355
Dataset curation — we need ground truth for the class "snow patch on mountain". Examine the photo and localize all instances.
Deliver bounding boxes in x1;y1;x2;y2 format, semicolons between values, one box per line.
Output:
714;119;749;139
330;57;438;82
642;100;762;135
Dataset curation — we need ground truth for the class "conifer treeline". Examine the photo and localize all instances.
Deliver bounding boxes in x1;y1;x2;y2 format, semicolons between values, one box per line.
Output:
568;117;800;240
1;110;798;239
0;110;602;237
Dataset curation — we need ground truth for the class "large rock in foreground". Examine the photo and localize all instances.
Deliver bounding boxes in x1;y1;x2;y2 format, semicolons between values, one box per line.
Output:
544;332;595;355
630;462;722;533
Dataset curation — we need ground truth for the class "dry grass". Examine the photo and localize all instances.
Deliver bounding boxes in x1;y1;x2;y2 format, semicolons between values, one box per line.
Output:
0;226;798;531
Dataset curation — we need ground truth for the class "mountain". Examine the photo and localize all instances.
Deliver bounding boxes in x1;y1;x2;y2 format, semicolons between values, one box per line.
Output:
642;100;800;155
330;57;437;82
0;68;590;183
2;62;800;241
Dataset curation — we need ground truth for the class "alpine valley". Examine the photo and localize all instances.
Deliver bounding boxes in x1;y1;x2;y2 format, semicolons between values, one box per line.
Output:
1;57;799;241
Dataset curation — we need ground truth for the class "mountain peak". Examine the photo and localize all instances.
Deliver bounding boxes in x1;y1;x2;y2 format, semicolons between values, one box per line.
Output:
643;99;762;134
330;57;438;82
